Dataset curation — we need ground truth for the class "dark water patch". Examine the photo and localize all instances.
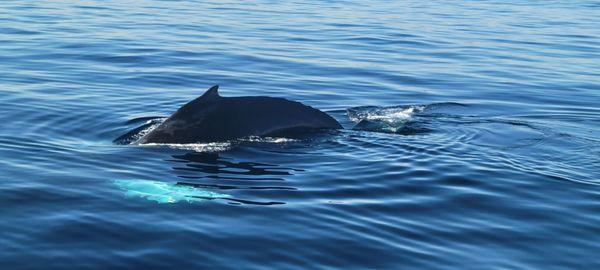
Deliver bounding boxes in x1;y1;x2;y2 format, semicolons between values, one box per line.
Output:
171;152;300;177
0;27;41;35
178;182;297;191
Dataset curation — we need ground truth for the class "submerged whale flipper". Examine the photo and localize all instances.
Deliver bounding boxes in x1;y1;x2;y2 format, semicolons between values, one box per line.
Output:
138;85;342;144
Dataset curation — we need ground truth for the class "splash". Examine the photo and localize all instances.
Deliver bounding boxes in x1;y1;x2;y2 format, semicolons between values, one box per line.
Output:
348;105;425;133
113;179;230;204
348;105;425;122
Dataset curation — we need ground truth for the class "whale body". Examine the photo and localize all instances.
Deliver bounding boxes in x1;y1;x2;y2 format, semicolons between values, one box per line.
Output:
137;85;342;144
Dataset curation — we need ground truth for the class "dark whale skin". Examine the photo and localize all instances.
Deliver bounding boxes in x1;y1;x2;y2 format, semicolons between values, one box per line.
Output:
138;85;342;144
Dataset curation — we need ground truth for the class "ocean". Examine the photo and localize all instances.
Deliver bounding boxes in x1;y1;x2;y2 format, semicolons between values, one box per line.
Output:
1;1;599;269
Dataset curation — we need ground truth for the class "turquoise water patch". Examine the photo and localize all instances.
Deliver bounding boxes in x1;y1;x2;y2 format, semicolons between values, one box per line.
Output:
114;179;230;204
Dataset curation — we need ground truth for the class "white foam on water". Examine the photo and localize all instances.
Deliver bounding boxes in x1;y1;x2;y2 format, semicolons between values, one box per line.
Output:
350;105;425;123
141;142;233;152
348;105;425;133
241;136;299;143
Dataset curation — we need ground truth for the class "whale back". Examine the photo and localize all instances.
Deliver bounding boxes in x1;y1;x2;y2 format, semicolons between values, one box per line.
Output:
138;86;341;144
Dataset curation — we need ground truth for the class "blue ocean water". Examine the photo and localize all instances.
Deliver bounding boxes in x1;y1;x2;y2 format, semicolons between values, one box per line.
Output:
1;0;599;269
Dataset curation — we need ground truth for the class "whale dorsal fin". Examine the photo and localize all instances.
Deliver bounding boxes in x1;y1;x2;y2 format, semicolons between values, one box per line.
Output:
200;85;220;100
174;85;221;114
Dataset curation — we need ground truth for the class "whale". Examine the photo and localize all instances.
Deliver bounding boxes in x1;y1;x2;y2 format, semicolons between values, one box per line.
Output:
136;85;342;144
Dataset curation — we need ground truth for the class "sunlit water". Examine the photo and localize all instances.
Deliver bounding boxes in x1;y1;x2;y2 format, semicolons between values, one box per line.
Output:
1;1;599;269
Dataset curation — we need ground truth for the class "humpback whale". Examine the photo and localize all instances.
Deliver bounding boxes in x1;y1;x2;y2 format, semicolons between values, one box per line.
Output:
137;85;342;144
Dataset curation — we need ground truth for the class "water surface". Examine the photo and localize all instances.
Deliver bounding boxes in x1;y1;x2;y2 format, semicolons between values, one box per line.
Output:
1;1;599;269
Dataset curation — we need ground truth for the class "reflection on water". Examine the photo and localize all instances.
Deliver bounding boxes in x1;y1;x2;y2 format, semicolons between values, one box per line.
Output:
171;152;299;177
169;152;301;205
